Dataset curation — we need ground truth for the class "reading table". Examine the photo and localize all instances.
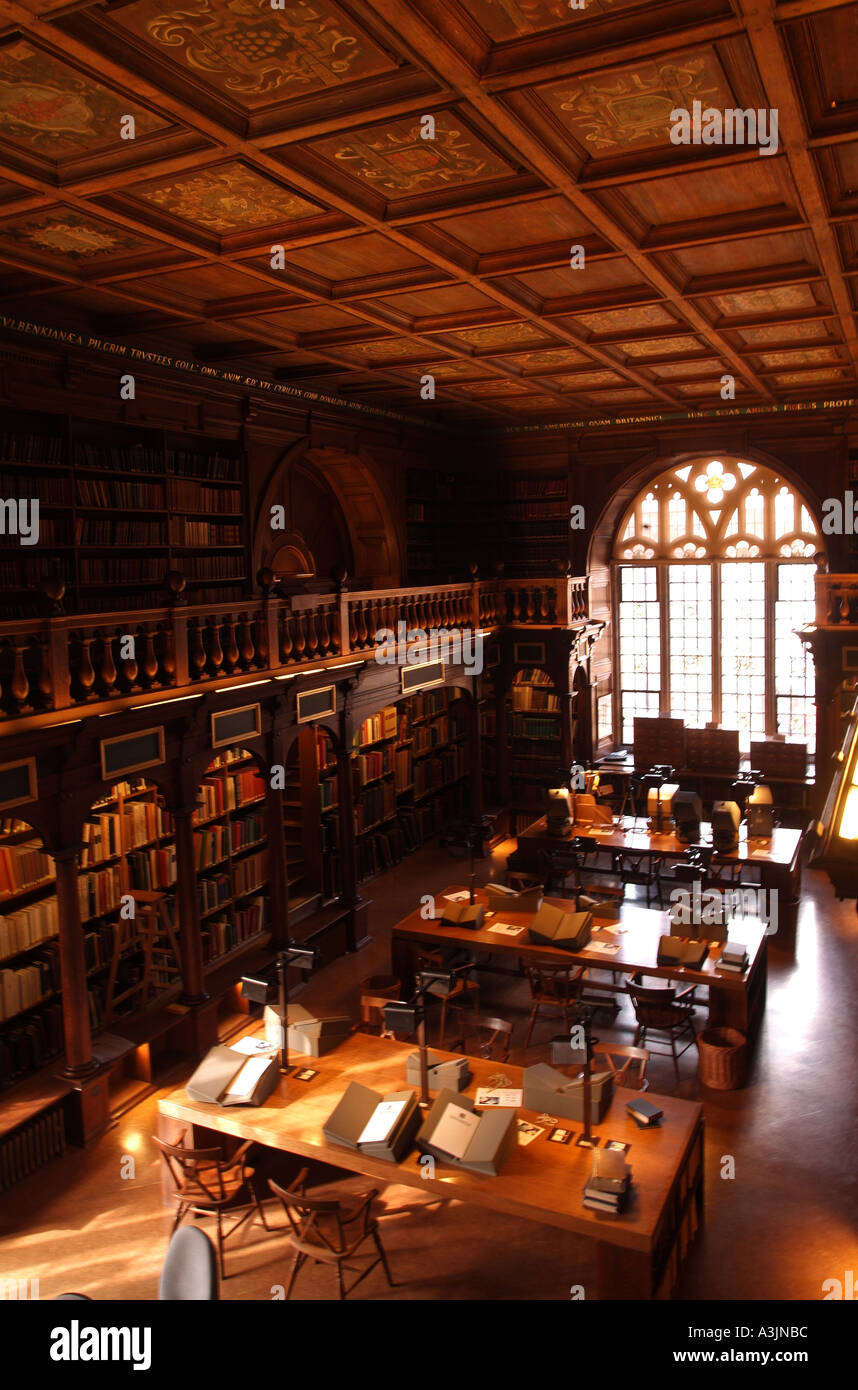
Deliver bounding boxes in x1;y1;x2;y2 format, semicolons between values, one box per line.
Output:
391;888;768;1036
158;1031;703;1299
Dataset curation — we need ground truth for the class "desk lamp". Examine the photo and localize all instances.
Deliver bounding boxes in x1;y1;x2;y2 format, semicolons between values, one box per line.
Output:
731;768;764;820
241;943;317;1074
573;1005;599;1149
640;766;678;834
440;819;487;904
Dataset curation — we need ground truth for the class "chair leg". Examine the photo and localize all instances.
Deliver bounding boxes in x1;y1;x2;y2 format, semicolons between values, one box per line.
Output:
671;1033;681;1088
372;1227;395;1287
438;996;447;1045
217;1209;227;1281
524;1003;538;1049
336;1260;346;1301
284;1250;304;1300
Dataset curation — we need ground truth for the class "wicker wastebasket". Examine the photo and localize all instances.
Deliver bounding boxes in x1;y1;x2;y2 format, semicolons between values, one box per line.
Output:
697;1026;747;1090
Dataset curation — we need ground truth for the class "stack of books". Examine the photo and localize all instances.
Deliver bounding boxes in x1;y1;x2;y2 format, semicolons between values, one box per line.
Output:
583;1148;631;1214
717;941;749;974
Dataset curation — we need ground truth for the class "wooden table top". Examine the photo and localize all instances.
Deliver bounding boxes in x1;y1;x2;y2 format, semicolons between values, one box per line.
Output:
159;1031;702;1254
393;887;767;991
518;815;801;870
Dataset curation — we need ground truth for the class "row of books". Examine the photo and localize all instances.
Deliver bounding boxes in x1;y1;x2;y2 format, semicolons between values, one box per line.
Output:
394;747;412;788
355;779;396;833
0;1104;65;1192
356;822;408;881
512;501;569;519
512;687;560;712
353;747;394;784
319;778;337;811
83;921;118;974
517;668;555;686
0;896;58;959
201;895;267;963
182;555;245;581
78;867;122;920
81;804;172;864
76;519;166;546
167;450;239;480
0;473;69;503
198;873;230;916
0;842;54;898
195;816;265;868
413;715;462;753
166;480;241;513
0;945;61;1021
0;432;65;464
127;846;177;891
169;518;242;546
75;479;165;508
480;709;496;738
512;715;562;740
0;557;74;588
0;1004;63;1089
356;706;398;746
74;443;163;474
413;745;469;799
79;558;164;584
195;768;264;823
233;851;267;897
508;476;566;498
28;518;71;544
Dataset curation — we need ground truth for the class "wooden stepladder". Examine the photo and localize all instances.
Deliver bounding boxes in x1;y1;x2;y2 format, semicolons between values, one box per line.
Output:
103;889;182;1025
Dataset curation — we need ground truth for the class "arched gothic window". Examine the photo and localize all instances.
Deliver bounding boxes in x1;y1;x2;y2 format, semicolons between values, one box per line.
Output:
613;458;819;751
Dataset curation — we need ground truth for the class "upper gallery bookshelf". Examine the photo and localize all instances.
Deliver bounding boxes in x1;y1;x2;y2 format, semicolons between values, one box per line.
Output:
405;468;465;583
0;409;248;618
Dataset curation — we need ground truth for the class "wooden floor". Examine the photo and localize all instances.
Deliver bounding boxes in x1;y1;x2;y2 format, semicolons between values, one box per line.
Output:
1;840;856;1302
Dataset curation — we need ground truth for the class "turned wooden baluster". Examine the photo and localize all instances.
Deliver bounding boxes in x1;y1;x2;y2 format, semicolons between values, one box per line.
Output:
292;611;307;660
328;606;341;655
76;633;96;700
841;588;851;623
188;619;206;678
347;603;359;649
280;610;293;663
121;627;139;687
141;626;158;686
161;622;176;682
255;613;268;667
547;587;557;622
239;613;255;667
9;642;30;711
223;615;239;671
37;637;53;706
97;631;118;695
305;608;319;659
353;602;367;650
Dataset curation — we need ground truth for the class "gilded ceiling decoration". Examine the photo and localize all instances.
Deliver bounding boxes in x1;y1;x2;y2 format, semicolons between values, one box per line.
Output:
713;285;819;317
576;304;676;334
616;334;700;356
313;115;512;196
0;40;167;155
114;0;393;103
542;49;732;155
0;208;151;260
132;162;319;231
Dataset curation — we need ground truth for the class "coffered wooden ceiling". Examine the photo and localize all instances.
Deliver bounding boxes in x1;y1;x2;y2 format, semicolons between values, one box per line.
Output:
0;0;856;424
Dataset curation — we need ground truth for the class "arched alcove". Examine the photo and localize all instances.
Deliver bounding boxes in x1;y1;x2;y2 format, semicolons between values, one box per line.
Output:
254;442;403;590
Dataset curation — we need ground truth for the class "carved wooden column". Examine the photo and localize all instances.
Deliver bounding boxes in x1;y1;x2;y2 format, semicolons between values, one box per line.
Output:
55;848;96;1078
172;806;207;1005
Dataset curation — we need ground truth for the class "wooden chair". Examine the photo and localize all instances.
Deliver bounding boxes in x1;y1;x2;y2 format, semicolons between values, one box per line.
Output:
450;1013;513;1062
524;964;585;1048
418;949;480;1044
626;973;697;1088
268;1169;394;1301
153;1134;269;1279
591;1043;650;1092
612;848;664;906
